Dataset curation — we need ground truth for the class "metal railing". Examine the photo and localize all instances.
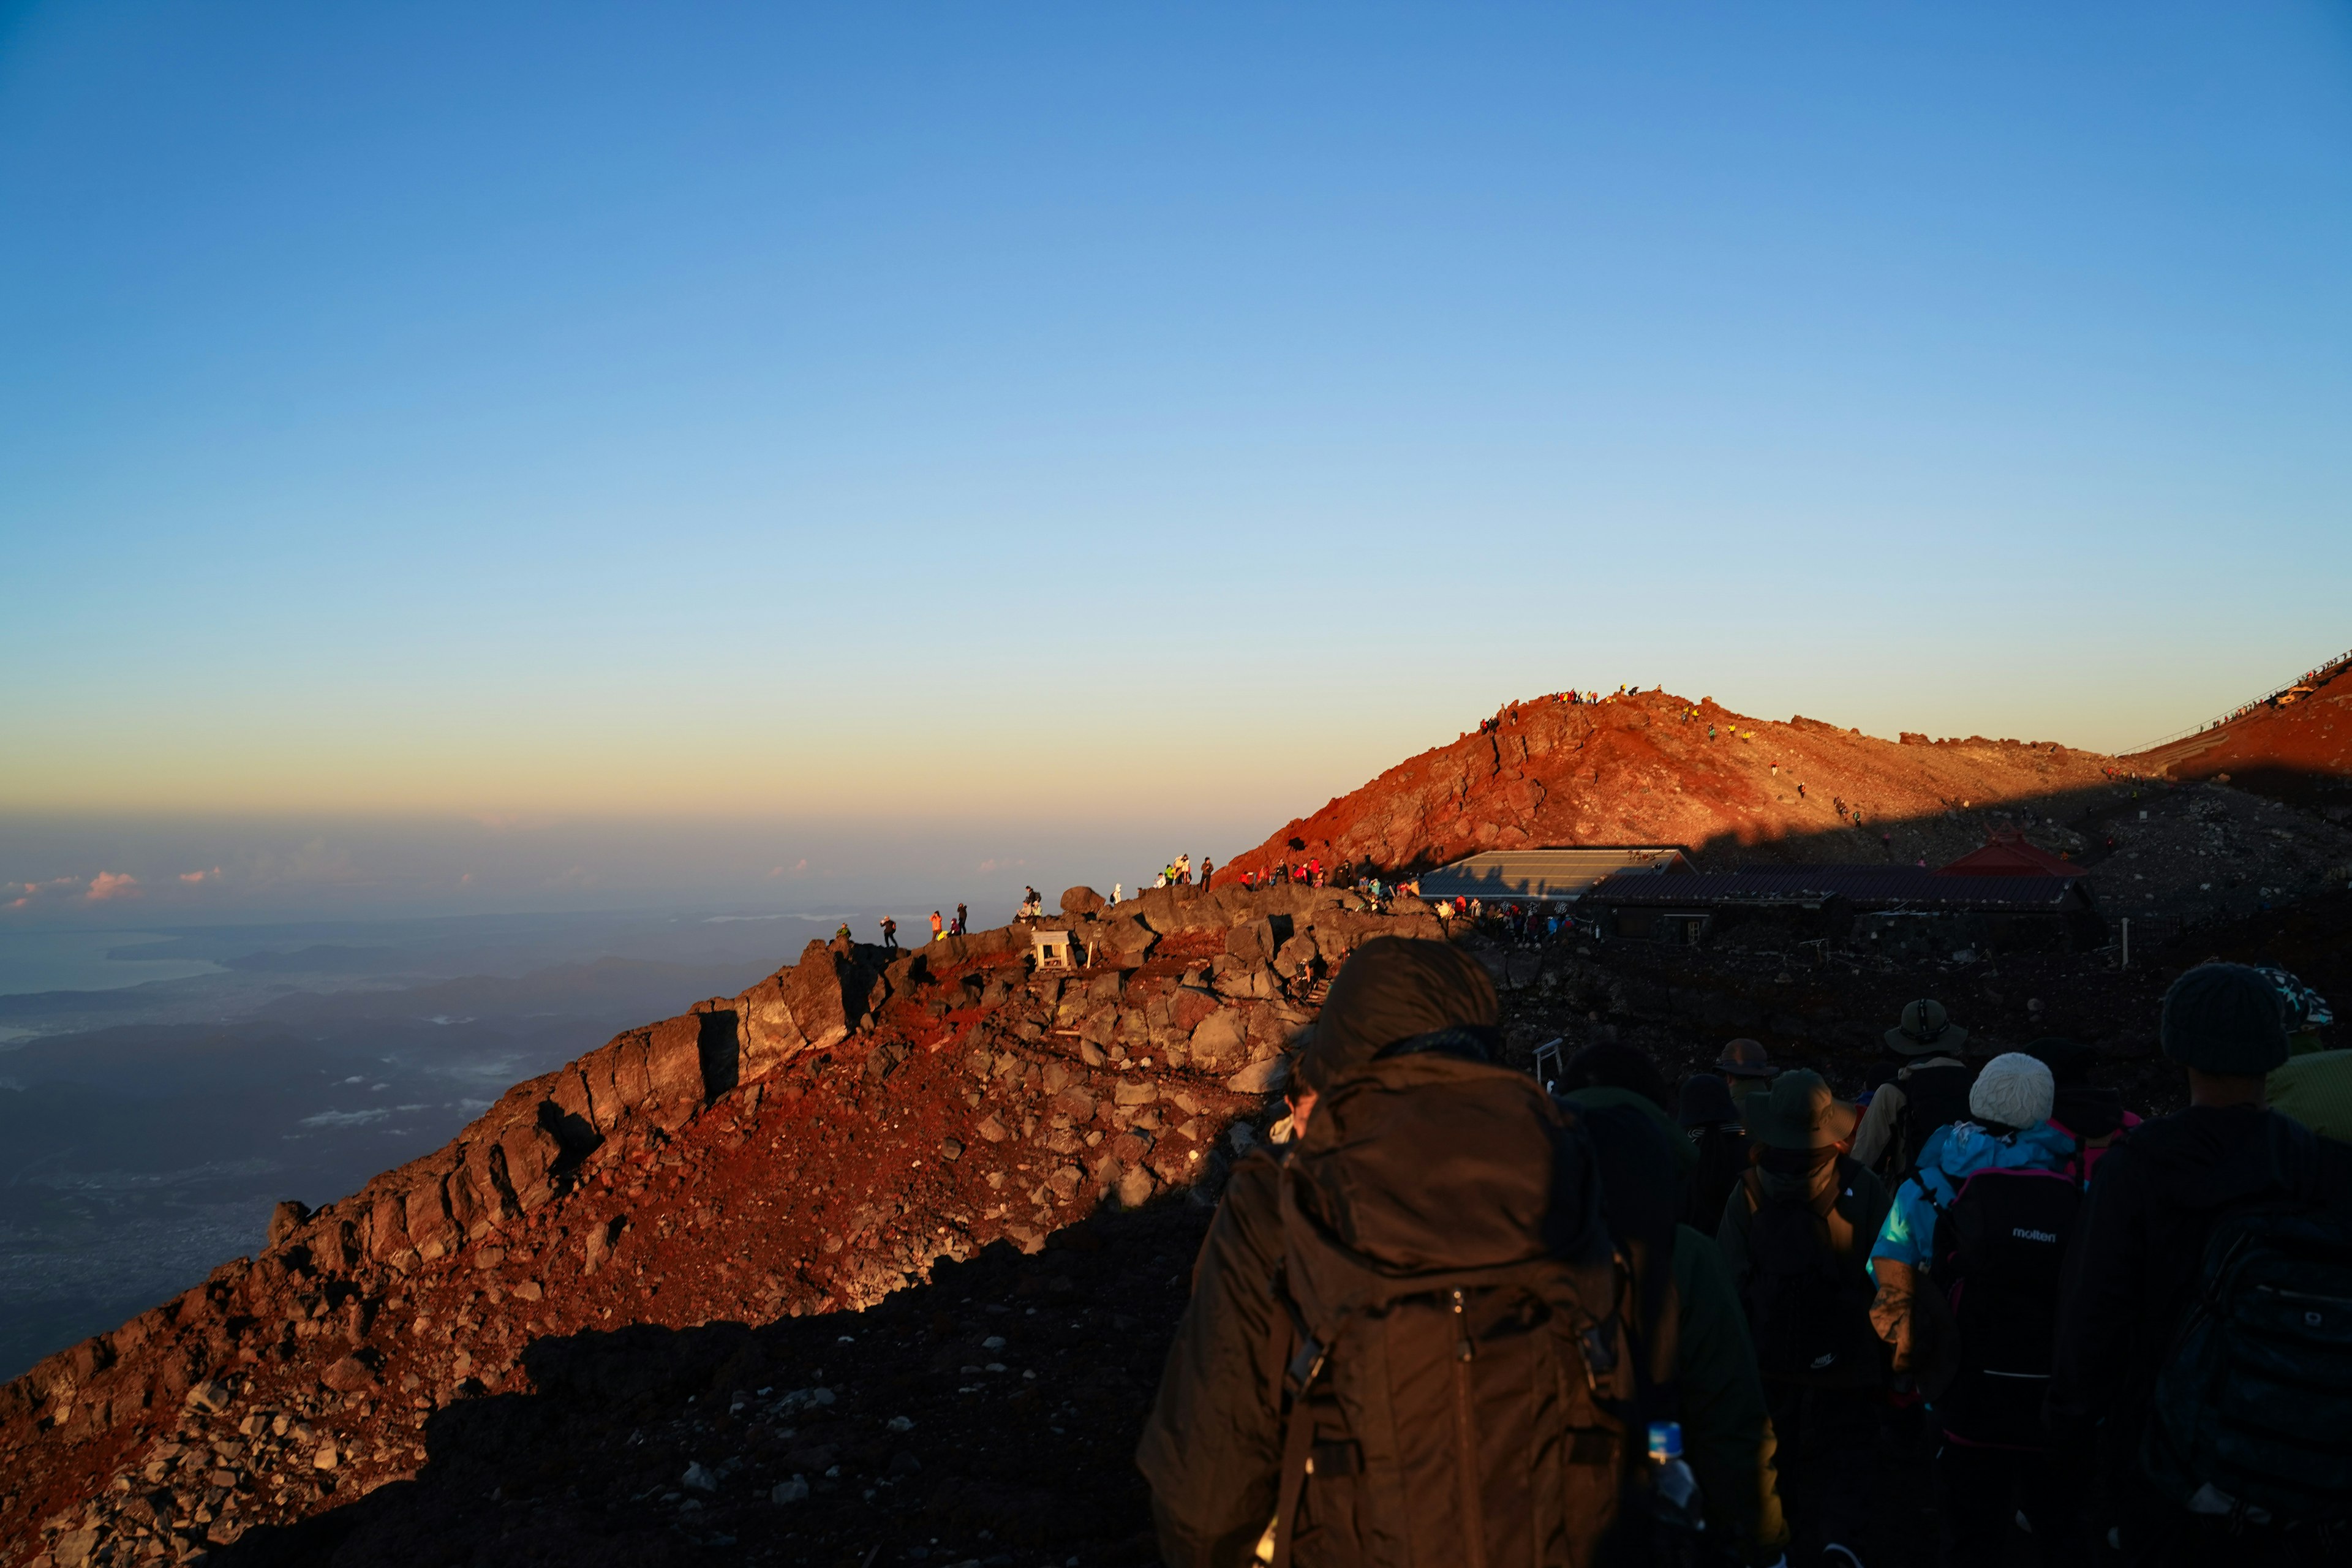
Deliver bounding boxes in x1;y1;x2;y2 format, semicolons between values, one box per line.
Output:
2127;644;2352;756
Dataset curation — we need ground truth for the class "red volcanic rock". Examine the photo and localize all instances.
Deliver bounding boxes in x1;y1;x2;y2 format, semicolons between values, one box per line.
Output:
318;1356;377;1394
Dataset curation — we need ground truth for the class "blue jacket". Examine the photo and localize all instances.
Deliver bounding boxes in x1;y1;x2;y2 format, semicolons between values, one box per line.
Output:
1870;1118;2078;1276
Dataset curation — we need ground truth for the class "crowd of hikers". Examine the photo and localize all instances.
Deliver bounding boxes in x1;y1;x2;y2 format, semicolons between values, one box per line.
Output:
1140;938;2351;1567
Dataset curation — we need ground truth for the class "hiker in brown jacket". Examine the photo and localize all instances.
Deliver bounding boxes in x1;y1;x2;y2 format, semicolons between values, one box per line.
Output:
1137;938;1787;1567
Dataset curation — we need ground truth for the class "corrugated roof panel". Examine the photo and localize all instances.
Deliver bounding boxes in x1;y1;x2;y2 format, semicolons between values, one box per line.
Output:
1418;846;1687;903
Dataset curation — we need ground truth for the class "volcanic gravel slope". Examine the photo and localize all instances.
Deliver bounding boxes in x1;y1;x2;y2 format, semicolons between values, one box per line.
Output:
1227;685;2128;876
2130;652;2352;811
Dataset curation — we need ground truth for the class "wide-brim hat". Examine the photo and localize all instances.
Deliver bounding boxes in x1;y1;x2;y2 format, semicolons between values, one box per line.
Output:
1743;1069;1860;1150
1886;998;1968;1058
1716;1038;1774;1079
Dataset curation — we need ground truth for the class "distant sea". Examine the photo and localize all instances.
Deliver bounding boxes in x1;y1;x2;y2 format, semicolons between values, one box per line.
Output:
0;932;224;998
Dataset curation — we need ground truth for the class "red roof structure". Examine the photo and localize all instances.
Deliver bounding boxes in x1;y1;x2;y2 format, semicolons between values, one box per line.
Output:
1937;831;2078;877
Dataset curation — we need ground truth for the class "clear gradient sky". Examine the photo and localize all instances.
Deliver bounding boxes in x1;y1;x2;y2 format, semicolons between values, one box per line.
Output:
4;3;2350;918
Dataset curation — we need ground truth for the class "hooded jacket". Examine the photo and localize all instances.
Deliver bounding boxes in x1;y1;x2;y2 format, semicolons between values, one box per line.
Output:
1137;1082;1790;1567
1871;1118;2078;1273
1864;1118;2073;1382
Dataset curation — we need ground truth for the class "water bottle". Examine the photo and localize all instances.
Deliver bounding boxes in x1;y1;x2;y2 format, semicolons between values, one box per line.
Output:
1647;1420;1708;1564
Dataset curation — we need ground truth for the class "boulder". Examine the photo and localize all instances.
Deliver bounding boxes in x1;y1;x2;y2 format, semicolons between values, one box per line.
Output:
737;944;862;1080
1272;933;1321;979
1169;987;1221;1035
1189;1010;1248;1068
266;1200;312;1248
320;1356;377;1393
1227;1056;1292;1095
644;1015;710;1123
1084;914;1159;969
498;1118;566;1212
1060;886;1107;916
184;1380;234;1415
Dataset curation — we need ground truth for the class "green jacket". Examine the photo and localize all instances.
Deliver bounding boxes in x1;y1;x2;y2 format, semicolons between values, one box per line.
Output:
1565;1087;1789;1554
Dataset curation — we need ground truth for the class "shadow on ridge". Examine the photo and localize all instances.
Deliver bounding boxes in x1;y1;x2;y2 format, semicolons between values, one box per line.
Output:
209;1199;1208;1568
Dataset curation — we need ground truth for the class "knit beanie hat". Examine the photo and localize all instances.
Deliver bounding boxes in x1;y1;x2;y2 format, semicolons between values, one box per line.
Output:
1969;1052;2056;1130
2160;962;2291;1077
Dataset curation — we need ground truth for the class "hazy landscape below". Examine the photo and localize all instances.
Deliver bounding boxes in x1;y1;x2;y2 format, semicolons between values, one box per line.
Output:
0;908;863;1380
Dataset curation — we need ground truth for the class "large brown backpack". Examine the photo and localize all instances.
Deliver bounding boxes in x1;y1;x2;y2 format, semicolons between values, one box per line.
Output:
1270;1045;1671;1568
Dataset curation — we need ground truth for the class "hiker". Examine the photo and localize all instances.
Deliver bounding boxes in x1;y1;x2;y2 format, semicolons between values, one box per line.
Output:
1676;1072;1751;1232
929;911;944;942
1868;1054;2081;1566
1849;1000;1977;1178
954;902;967;936
1199;856;1213;891
2258;965;2334;1056
1537;1038;1796;1565
2048;962;2352;1566
880;916;898;951
1717;1037;1776;1084
2024;1036;2140;1183
1717;1071;1889;1568
2268;1047;2352;1143
1177;853;1192;885
1137;940;1789;1567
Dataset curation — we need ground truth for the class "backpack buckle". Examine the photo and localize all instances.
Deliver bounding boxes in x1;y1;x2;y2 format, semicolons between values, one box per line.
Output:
1287;1335;1327;1390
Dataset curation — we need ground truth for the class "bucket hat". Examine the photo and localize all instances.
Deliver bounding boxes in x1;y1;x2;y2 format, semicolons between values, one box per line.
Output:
1743;1068;1860;1150
1715;1038;1774;1079
1886;998;1967;1058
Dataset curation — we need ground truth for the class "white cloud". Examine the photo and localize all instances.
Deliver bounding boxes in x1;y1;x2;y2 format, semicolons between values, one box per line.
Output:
300;1109;391;1127
85;871;140;902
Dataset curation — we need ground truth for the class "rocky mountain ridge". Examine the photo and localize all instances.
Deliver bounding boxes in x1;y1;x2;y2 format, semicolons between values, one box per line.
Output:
1227;685;2127;878
0;881;1433;1567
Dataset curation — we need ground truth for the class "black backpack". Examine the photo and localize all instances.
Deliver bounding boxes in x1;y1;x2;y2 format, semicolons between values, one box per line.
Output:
1925;1163;2082;1447
1736;1163;1878;1382
2143;1200;2352;1524
1271;1047;1672;1568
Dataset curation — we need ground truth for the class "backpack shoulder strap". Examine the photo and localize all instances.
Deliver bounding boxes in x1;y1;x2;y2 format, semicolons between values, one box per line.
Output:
1266;1264;1329;1568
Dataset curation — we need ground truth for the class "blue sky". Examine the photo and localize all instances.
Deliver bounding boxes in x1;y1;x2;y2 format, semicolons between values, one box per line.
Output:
4;2;2350;915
